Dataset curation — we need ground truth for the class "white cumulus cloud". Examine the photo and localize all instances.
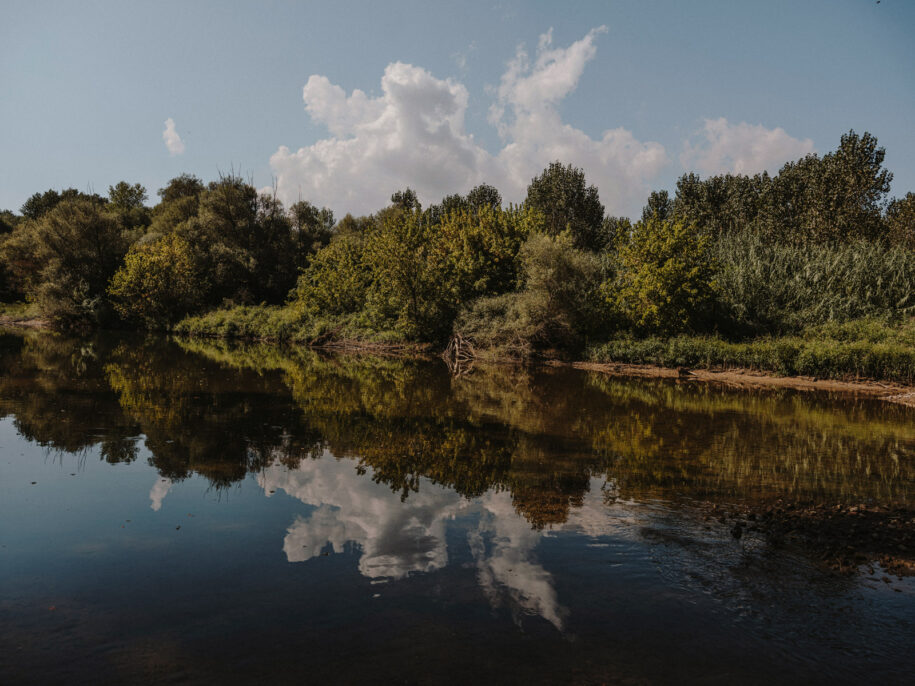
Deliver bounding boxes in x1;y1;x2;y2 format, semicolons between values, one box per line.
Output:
269;28;668;217
681;118;814;176
162;117;185;156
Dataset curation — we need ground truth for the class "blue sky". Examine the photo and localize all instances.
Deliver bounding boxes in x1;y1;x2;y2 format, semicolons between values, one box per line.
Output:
2;0;913;217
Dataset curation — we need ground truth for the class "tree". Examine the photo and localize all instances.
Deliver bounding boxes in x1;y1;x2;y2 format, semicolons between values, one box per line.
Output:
614;217;716;334
426;184;503;225
886;192;915;249
466;183;502;211
641;190;672;222
289;200;334;257
391;188;421;212
0;210;18;235
108;181;150;233
454;231;605;354
524;162;605;251
109;234;205;327
23;198;130;326
108;182;147;210
157;174;205;204
21;188;105;220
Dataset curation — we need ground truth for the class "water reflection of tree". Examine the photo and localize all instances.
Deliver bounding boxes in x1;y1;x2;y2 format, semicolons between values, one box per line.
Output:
586;376;915;505
104;340;324;487
2;331;913;529
0;332;141;462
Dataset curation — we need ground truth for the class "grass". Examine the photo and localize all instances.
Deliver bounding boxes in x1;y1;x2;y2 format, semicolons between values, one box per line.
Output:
587;318;915;384
172;305;412;347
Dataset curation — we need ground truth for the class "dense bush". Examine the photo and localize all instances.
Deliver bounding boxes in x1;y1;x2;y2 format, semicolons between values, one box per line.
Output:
293;205;535;341
1;198;129;327
612;217;717;335
108;234;205;328
454;232;606;355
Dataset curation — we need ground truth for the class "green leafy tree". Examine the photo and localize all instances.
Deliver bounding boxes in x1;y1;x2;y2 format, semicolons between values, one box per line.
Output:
614;217;716;334
426;184;503;225
108;181;151;234
157;174;205;204
390;188;421;212
289;200;335;257
674;131;892;244
20;198;130;326
886;192;915;249
525;162;605;251
641;190;672;222
20;188;105;220
109;234;205;327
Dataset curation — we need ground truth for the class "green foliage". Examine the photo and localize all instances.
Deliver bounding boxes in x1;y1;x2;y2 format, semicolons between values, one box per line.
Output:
524;161;605;250
13;198;130;327
613;217;716;335
294;205;533;341
108;234;205;328
455;231;605;355
390;187;421;212
641;190;672;222
886;192;915;249
107;181;151;233
289;200;334;256
157;174;205;204
589;318;915;384
714;230;915;335
174;305;306;340
0;211;22;301
158;176;303;307
425;183;502;225
672;130;893;244
293;232;371;318
20;188;105;220
0;210;19;235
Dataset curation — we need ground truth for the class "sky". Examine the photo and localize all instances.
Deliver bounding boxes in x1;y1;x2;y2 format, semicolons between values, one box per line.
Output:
2;0;913;218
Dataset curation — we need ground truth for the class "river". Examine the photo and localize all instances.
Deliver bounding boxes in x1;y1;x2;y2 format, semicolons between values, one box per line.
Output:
1;331;913;684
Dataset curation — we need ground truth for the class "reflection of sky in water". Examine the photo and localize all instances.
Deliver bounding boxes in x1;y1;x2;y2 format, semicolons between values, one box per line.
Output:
258;455;641;631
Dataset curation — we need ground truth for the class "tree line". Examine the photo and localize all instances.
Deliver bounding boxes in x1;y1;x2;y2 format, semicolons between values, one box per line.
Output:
1;130;913;352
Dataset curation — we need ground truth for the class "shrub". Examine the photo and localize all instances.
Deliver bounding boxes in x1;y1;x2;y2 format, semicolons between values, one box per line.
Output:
109;234;205;328
454;232;606;355
4;198;130;327
613;217;716;335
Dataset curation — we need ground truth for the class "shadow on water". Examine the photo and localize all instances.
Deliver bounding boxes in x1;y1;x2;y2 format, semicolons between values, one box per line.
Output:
0;330;913;684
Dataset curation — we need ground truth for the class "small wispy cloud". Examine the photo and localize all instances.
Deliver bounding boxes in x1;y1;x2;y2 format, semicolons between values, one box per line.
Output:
162;117;185;156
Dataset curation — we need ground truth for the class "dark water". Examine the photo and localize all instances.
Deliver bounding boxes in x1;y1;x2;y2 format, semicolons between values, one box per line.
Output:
1;331;913;685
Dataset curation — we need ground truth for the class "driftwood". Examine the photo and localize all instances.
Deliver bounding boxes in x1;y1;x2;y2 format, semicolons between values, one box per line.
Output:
442;333;477;376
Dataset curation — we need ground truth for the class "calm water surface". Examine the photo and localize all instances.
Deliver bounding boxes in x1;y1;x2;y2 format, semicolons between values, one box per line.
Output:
1;331;913;684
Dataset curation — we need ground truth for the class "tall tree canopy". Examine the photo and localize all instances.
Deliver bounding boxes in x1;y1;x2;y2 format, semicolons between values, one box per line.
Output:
524;162;605;251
